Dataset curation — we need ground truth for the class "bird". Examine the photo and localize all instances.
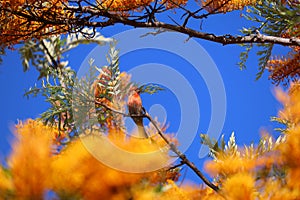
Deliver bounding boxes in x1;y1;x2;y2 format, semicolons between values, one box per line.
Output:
127;87;148;138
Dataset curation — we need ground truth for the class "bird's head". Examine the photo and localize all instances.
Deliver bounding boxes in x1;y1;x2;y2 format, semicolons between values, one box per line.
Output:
129;85;141;94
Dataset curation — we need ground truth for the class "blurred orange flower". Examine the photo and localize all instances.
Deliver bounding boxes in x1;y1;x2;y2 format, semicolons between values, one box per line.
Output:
9;119;53;199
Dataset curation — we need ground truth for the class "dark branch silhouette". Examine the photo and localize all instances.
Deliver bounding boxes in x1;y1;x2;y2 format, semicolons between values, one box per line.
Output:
1;1;300;47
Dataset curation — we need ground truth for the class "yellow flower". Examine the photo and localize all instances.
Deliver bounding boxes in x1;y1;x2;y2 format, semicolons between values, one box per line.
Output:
222;172;256;200
159;180;222;200
205;153;256;177
51;131;169;199
9;119;53;199
201;0;257;13
0;167;13;196
275;83;300;126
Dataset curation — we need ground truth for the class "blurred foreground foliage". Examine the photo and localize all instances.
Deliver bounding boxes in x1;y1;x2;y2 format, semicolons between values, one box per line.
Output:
1;83;300;199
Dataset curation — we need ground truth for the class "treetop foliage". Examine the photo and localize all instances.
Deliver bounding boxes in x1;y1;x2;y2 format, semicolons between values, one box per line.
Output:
1;0;299;83
0;0;71;47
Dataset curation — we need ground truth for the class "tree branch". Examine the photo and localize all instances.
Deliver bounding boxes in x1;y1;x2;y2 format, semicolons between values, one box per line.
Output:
69;6;300;46
103;14;300;46
94;99;219;192
2;3;300;47
40;40;59;69
144;111;219;192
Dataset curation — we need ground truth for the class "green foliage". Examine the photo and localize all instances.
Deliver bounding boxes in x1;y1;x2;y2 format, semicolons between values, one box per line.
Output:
240;0;299;79
202;130;286;183
201;131;285;159
238;43;253;70
255;43;275;80
94;44;128;129
200;133;227;159
19;28;112;78
72;59;104;133
22;33;167;143
25;52;126;139
23;30;124;139
21;28;166;140
95;42;122;99
24;66;76;134
139;84;165;95
270;116;292;133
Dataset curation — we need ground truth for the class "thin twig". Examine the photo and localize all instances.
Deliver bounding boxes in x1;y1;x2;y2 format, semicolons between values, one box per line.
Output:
40;40;59;69
168;160;185;170
144;112;219;192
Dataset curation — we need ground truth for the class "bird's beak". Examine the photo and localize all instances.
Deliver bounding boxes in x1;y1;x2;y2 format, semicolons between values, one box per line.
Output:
135;88;141;94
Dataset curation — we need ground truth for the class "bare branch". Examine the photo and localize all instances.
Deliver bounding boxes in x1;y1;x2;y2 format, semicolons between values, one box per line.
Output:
103;14;300;46
144;111;220;192
70;6;300;46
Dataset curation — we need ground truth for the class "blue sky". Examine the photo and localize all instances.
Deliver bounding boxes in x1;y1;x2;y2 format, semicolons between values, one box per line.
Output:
0;10;283;184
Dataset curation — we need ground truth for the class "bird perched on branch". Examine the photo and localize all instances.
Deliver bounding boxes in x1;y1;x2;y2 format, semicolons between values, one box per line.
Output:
127;87;148;138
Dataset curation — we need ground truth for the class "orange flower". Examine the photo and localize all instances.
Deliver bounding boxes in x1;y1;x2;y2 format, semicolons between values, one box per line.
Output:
9;119;53;199
275;83;300;126
276;85;300;192
97;0;187;12
222;172;256;200
158;180;221;200
205;153;256;177
0;167;13;197
201;0;257;13
51;135;156;199
268;26;300;85
0;0;71;46
3;119;182;199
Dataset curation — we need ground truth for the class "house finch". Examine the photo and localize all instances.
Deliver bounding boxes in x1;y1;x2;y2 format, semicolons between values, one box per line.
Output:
127;87;148;138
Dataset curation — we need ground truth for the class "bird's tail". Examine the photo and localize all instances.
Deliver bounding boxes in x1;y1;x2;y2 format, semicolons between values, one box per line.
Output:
134;119;148;138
